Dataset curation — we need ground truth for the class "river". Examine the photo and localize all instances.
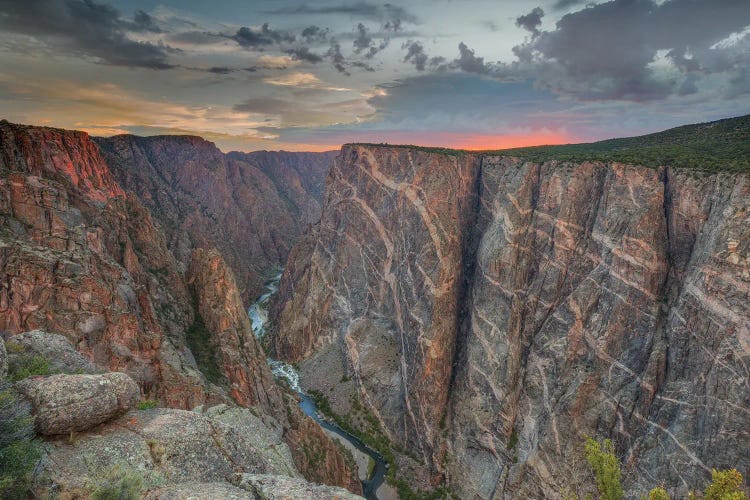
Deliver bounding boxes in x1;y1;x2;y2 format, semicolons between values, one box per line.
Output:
248;272;389;499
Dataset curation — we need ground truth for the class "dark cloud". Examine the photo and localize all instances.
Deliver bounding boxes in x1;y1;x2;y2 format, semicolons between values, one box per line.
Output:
383;19;402;32
129;10;162;33
231;23;295;48
511;0;750;101
285;46;324;63
552;0;588;10
327;40;349;74
352;23;388;58
403;40;428;70
264;2;418;24
301;25;330;44
515;7;544;35
0;0;174;68
455;42;488;74
206;66;234;74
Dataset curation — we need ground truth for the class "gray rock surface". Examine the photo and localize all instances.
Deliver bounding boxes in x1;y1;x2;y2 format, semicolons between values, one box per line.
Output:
33;408;319;498
17;371;139;434
230;473;364;499
144;482;255;499
5;330;99;375
203;404;299;478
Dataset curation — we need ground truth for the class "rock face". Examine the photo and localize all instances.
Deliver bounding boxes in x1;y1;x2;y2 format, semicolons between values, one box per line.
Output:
273;145;750;497
96;135;334;301
6;330;99;375
229;473;364;500
17;372;139;434
187;248;283;411
0;121;208;408
0;122;361;495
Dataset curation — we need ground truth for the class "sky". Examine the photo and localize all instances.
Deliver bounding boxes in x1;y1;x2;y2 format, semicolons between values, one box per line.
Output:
0;0;749;152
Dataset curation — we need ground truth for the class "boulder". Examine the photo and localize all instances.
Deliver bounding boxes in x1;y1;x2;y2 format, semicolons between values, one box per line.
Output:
0;337;6;381
17;372;138;434
5;330;99;375
230;473;364;499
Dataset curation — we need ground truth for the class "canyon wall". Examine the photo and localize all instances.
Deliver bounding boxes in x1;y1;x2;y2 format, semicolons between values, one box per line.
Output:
96;135;334;300
273;145;750;497
0;121;360;494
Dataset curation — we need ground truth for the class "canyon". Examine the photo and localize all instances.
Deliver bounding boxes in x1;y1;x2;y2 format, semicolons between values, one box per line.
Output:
272;121;750;498
0;120;359;497
1;115;749;499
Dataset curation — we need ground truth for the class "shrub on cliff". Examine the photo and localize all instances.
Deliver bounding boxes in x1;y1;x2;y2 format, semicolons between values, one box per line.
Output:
703;468;747;500
649;487;670;500
0;383;42;499
584;437;624;500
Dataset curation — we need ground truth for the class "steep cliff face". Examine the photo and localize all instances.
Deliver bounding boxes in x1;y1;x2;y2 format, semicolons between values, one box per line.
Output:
0;121;360;495
273;145;750;497
96;135;334;300
0;120;208;407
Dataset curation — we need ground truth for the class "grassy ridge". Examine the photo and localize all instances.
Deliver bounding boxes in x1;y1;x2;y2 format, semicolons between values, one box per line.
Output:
348;114;750;173
494;114;750;172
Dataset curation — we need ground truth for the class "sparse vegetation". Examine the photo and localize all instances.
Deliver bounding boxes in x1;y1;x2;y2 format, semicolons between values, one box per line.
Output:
649;486;670;500
185;309;224;385
498;115;750;173
137;400;159;410
584;437;624;500
7;352;52;381
0;383;42;499
579;438;747;500
703;468;748;500
90;465;144;500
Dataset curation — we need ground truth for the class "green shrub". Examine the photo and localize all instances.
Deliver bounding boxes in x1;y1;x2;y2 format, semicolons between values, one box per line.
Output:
91;465;143;500
8;353;51;381
584;438;624;500
704;469;747;500
137;400;159;410
0;384;42;499
649;487;670;500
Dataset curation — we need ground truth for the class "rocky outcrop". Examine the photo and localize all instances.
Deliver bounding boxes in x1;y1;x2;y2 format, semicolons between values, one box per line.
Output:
5;330;99;375
0;121;209;408
273;145;750;497
17;372;139;434
34;405;364;500
96;135;334;301
187;248;283;411
229;473;364;499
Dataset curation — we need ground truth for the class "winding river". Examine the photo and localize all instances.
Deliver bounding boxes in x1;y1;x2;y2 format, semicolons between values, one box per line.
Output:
248;273;388;499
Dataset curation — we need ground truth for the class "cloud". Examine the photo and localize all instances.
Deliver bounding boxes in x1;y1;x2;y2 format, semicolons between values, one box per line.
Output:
264;2;418;24
552;0;588;10
0;0;174;68
352;23;388;58
231;23;295;48
455;42;489;74
327;40;349;74
509;0;750;101
285;46;324;63
403;40;428;70
301;25;330;44
516;7;544;35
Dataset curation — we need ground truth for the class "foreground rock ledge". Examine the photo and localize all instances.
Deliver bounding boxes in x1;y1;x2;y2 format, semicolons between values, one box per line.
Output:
17;372;139;435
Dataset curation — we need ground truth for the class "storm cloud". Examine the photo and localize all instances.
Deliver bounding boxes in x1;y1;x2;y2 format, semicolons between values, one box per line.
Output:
0;0;174;68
